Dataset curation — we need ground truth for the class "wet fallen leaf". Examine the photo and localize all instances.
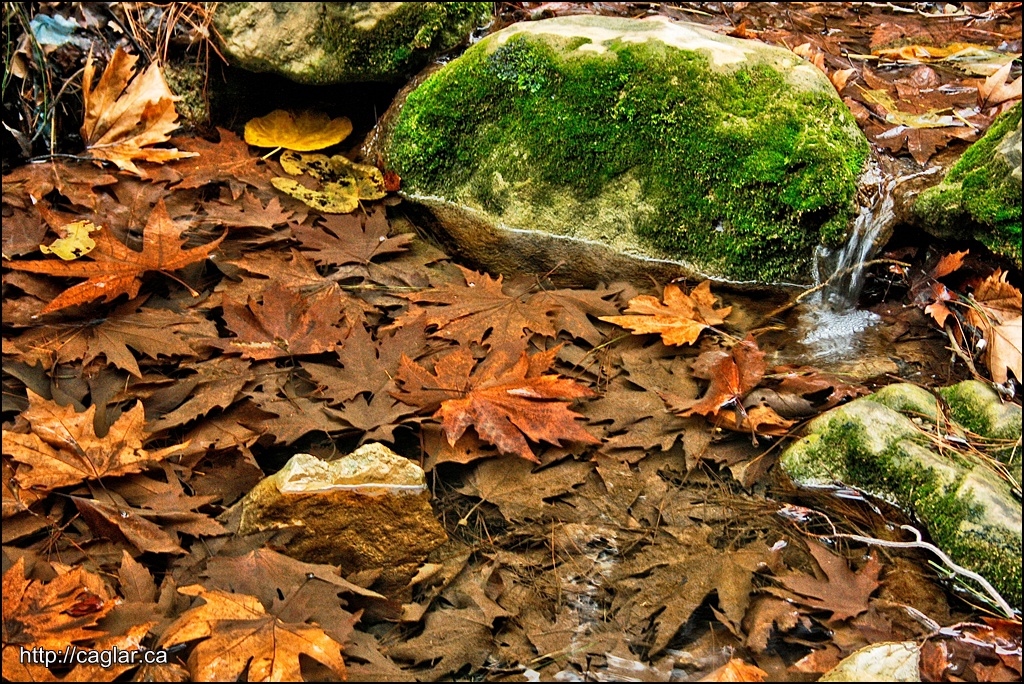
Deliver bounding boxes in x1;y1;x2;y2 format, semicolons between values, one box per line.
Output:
819;641;921;682
3;392;187;491
775;542;882;622
394;346;598;462
664;337;766;418
3;200;224;315
244;109;353;151
81;47;196;175
159;585;348;682
979;60;1023;106
600;281;731;346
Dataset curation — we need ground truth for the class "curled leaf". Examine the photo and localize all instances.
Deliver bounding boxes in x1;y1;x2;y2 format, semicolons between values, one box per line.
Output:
244;110;352;151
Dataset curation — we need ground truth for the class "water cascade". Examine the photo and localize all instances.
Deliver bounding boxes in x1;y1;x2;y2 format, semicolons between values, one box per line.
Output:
797;161;898;360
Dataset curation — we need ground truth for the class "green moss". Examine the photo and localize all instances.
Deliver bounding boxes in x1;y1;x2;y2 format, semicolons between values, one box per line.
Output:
304;2;491;83
795;420;1021;607
915;103;1022;268
388;30;868;283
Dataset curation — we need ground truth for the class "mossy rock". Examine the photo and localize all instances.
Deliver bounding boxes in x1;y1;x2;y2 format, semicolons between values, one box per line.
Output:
781;383;1022;608
213;2;491;84
913;103;1022;268
380;16;869;285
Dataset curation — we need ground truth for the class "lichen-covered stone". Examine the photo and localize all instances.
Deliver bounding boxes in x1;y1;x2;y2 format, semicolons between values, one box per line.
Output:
780;384;1022;608
237;446;447;590
381;15;869;284
214;2;491;84
913;103;1022;268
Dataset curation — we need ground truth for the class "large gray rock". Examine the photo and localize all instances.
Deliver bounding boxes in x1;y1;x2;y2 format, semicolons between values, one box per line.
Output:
913;103;1022;268
214;2;492;84
780;382;1022;608
237;445;448;591
377;15;869;286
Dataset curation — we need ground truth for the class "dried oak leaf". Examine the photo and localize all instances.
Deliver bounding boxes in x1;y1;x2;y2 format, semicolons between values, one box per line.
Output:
775;541;882;622
219;283;350;359
159;585;348;682
3;200;224;315
1;557;114;653
394;346;599;462
81;47;196;175
600;280;730;346
664;337;766;418
3;392;187;491
244;110;353;151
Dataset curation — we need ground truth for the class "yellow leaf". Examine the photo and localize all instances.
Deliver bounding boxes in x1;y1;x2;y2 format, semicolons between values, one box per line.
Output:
244;110;352;151
271;151;386;214
81;47;196;175
39;220;99;260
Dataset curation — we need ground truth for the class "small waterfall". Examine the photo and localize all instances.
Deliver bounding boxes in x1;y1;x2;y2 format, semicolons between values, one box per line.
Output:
798;160;897;359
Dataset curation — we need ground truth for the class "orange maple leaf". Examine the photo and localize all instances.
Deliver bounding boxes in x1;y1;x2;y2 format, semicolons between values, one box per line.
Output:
159;585;348;681
393;347;599;462
81;47;196;175
4;200;223;314
599;281;732;346
3;392;187;491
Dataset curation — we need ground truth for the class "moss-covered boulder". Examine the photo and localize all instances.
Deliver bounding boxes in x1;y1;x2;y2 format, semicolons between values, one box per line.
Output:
780;382;1022;608
214;2;491;84
380;16;869;285
913;103;1022;269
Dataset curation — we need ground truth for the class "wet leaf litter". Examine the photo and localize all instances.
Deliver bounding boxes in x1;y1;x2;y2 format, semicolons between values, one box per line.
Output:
2;3;1022;682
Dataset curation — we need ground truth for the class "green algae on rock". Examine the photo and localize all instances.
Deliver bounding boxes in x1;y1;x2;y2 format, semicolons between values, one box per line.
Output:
914;103;1022;269
780;383;1022;608
382;15;869;284
214;2;491;84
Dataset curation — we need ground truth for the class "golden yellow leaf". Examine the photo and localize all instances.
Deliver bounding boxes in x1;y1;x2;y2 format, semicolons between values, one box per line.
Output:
244;110;352;151
81;47;196;175
599;281;731;346
39;220;99;260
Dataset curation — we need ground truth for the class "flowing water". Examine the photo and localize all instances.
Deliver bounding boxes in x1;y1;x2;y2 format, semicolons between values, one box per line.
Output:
794;161;898;362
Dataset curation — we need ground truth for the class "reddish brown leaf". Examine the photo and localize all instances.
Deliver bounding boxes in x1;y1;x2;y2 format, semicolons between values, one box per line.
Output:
4;200;224;314
169;128;274;196
665;337;766;418
776;542;882;621
394;347;599;462
220;283;350;359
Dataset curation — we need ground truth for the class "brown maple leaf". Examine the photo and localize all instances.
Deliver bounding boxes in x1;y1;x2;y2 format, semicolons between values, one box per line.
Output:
219;283;350;359
910;250;969;328
291;208;415;283
169;128;274;197
81;47;196;175
390;266;562;355
3;392;187;491
9;299;218;377
664;337;766;419
4;200;224;315
394;346;599;462
600;281;732;346
775;541;882;621
159;585;348;681
2;557;114;652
